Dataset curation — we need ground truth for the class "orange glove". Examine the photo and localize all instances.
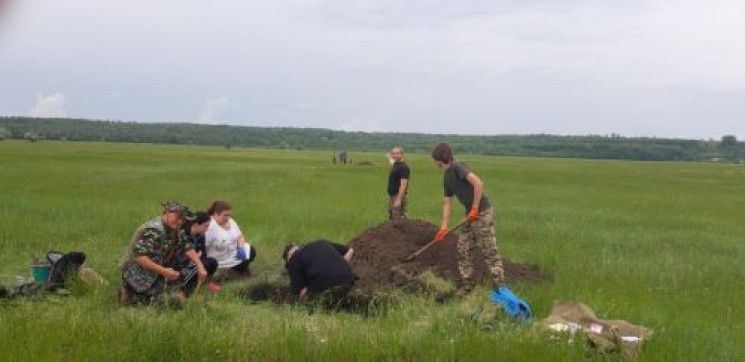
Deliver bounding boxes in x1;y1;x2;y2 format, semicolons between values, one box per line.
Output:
435;226;449;243
468;207;479;221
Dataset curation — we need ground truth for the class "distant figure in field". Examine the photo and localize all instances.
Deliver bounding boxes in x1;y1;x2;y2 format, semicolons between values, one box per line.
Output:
204;201;257;284
386;146;410;220
118;202;209;306
282;239;355;303
334;150;348;165
431;143;504;296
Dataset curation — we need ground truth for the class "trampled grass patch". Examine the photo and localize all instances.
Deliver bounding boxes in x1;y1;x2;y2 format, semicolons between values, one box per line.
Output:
1;140;743;360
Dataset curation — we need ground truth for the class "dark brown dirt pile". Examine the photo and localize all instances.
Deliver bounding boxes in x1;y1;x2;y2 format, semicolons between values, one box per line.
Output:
348;219;546;296
238;219;546;309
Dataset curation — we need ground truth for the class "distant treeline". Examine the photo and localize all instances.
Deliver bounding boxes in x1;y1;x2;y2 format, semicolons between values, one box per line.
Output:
1;117;743;162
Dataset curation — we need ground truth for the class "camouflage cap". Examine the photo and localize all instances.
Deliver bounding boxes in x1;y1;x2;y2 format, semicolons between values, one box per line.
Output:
161;201;195;221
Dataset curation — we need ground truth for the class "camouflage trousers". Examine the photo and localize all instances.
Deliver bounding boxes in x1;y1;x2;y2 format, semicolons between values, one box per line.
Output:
457;207;505;289
388;196;407;220
121;259;201;306
121;276;180;306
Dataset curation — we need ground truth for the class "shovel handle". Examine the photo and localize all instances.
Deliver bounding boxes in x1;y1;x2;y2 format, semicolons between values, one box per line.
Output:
403;219;468;261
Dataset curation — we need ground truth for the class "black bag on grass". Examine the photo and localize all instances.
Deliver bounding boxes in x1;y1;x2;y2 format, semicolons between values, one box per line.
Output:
46;251;86;290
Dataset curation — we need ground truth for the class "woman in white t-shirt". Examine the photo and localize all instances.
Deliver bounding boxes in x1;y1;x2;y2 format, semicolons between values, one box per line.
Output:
204;200;256;283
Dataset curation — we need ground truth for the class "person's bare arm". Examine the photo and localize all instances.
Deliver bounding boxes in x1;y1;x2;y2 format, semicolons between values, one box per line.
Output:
466;172;484;212
185;249;208;283
393;179;408;208
232;219;247;247
440;197;452;230
343;247;354;263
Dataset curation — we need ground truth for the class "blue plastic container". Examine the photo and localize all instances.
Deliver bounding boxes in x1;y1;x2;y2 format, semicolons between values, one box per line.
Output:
30;264;51;284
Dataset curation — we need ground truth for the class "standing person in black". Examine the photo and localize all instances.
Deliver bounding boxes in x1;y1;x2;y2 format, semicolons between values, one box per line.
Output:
387;146;410;220
282;240;355;303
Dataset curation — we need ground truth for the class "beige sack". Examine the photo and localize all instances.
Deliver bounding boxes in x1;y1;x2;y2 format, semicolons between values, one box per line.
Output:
534;301;653;358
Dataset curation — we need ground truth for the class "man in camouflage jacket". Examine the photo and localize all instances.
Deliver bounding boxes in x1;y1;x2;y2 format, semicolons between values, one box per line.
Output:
118;202;208;306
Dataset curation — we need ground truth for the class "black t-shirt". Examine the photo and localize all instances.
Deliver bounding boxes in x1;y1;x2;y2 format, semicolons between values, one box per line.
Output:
388;161;411;196
444;161;491;213
287;239;354;295
192;234;207;256
182;227;207;255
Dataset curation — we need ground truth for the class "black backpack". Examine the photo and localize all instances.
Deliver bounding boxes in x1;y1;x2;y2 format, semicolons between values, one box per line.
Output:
46;251;86;290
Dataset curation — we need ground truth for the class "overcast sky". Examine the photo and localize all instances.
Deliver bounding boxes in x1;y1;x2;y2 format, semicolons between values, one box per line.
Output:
1;0;743;139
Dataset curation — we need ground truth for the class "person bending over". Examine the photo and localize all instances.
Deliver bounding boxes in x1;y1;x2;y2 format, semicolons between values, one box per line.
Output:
282;239;354;303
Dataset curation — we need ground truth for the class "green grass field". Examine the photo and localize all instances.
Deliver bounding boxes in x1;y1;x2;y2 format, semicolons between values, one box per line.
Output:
1;140;743;361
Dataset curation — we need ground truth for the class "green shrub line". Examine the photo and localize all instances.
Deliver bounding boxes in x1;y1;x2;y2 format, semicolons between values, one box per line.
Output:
3;116;745;162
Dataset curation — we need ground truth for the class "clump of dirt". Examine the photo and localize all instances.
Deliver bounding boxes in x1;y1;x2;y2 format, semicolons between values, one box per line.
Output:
356;161;375;166
348;219;546;296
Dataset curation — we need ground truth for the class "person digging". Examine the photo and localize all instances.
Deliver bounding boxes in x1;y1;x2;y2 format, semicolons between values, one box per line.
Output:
282;239;355;309
431;142;531;320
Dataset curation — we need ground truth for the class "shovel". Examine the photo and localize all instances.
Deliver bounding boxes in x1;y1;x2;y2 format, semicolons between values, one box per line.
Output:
401;219;467;262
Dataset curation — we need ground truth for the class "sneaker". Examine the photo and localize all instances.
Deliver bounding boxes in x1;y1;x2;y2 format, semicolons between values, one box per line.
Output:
208;282;221;292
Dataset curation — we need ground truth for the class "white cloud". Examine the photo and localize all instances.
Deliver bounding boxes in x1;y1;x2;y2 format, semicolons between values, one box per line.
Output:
27;93;68;117
196;97;230;124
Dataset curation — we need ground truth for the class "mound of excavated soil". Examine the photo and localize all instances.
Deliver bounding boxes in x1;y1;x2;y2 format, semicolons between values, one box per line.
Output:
348;219;546;296
238;219;546;308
